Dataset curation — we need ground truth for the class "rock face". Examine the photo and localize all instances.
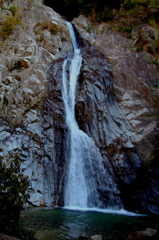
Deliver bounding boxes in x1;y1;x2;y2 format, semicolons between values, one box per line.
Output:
74;45;144;198
0;2;159;213
72;16;159;213
0;0;72;206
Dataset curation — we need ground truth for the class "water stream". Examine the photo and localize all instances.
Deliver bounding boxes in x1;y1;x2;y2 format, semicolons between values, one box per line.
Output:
62;22;122;209
62;22;97;208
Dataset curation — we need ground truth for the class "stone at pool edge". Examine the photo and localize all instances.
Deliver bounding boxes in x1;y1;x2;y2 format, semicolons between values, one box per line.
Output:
78;234;103;240
78;234;91;240
126;228;157;240
91;235;103;240
0;234;20;240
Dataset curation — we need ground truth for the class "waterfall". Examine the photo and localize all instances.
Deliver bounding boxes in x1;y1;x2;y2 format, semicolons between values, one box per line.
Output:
62;22;123;209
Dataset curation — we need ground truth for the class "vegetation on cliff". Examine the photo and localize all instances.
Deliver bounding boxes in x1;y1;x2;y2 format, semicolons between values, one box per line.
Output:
44;0;159;23
0;153;35;239
43;0;159;63
0;5;21;39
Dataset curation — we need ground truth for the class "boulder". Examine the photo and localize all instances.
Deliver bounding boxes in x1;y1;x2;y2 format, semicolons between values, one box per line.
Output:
79;234;91;240
91;235;103;240
126;228;157;240
0;234;20;240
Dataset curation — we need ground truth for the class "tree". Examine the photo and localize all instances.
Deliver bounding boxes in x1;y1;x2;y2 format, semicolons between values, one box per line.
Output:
148;0;159;20
44;0;122;21
0;152;32;234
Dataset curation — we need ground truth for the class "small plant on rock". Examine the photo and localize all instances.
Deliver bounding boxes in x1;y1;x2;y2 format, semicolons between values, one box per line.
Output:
135;42;143;51
0;15;21;39
150;59;159;67
50;23;59;34
9;5;18;16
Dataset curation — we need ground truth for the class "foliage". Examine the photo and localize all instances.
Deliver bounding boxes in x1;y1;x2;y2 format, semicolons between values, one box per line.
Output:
0;14;21;39
44;0;121;21
96;7;114;22
118;24;132;33
9;5;18;15
148;0;159;10
147;45;154;54
122;0;159;22
14;222;36;240
128;32;132;38
34;22;59;38
44;0;159;24
50;23;59;34
122;0;149;11
149;20;159;53
0;153;32;235
149;19;159;31
117;23;133;38
135;42;144;51
41;22;49;29
150;59;159;67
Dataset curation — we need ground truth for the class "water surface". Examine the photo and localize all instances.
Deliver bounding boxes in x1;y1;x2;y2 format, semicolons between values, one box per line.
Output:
21;208;159;240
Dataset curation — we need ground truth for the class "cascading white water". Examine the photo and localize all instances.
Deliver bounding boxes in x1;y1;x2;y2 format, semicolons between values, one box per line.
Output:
62;22;90;207
62;22;122;209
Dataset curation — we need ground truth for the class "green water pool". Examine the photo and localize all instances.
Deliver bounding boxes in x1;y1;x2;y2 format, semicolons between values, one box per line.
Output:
21;208;159;240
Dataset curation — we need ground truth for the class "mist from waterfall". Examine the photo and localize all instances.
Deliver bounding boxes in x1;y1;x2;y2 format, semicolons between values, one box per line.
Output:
62;22;123;209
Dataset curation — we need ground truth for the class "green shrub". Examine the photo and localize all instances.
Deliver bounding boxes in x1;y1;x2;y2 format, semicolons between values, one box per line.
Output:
96;7;114;22
15;222;36;240
50;23;58;34
128;32;132;38
150;59;159;67
147;45;154;54
9;5;18;15
0;15;21;39
123;0;150;10
0;153;32;235
122;0;159;22
155;38;159;53
34;22;59;35
149;20;159;53
1;17;15;38
118;23;133;38
135;42;143;51
86;26;91;33
122;0;135;10
118;24;132;33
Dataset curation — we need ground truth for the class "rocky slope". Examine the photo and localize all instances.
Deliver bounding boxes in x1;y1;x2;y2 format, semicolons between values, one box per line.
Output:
0;0;159;213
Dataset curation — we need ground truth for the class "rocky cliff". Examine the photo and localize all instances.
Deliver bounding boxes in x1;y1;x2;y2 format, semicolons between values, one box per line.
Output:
72;16;159;213
0;0;159;213
0;0;72;206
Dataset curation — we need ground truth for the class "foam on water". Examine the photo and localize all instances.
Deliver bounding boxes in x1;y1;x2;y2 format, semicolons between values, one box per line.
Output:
63;206;144;216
